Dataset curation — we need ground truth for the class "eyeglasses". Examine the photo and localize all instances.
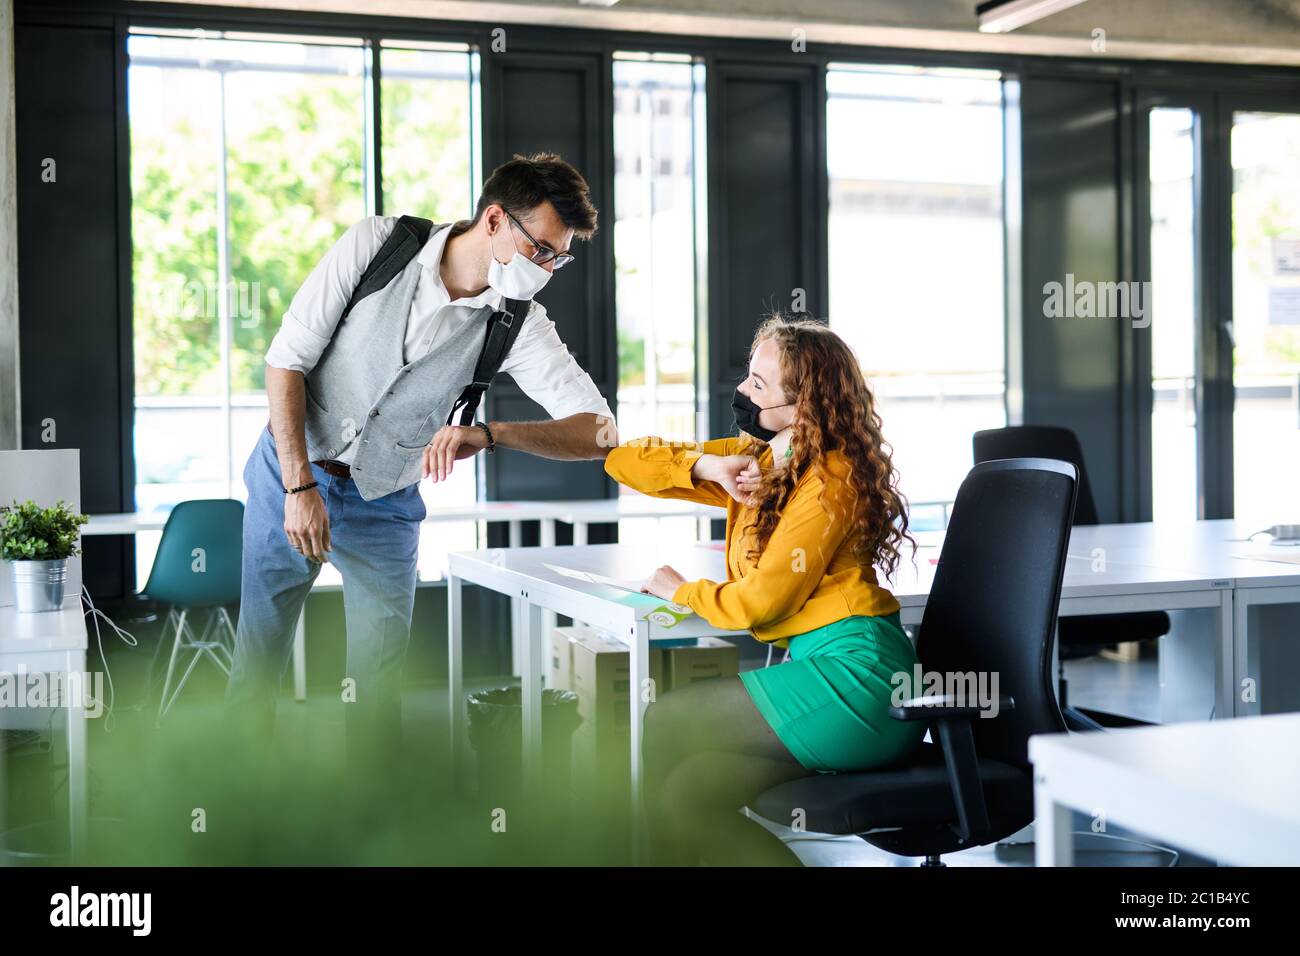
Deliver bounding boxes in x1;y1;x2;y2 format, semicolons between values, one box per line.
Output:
506;211;575;270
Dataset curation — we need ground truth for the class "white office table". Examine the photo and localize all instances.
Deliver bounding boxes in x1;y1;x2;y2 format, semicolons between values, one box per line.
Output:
447;542;750;834
84;494;716;544
1066;520;1300;717
445;529;1258;823
85;495;717;700
1031;712;1300;866
0;604;89;861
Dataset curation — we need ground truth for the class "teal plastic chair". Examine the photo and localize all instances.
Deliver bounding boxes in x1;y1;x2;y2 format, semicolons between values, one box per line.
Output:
141;499;244;723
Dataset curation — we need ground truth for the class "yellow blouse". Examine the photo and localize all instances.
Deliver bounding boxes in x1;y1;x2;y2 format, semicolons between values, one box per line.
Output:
603;435;901;647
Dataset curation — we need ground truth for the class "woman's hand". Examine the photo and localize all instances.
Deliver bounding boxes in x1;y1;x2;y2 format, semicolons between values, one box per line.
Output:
642;564;687;601
693;453;759;504
735;459;763;500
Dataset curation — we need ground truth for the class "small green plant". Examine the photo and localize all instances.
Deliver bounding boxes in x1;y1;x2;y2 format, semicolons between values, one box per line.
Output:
0;499;89;562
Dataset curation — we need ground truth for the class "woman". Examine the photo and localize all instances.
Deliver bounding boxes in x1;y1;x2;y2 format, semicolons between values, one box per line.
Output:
603;314;919;866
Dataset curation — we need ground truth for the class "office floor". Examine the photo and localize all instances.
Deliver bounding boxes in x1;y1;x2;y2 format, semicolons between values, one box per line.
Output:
0;644;1212;866
296;671;1211;867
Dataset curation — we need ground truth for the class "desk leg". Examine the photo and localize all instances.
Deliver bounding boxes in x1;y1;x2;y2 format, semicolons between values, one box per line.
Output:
510;597;522;679
520;599;543;795
448;574;465;789
508;522;525;681
539;521;558;643
67;649;88;864
1033;780;1072;867
628;620;650;864
1234;589;1249;718
567;521;590;629
1216;588;1234;721
293;608;307;703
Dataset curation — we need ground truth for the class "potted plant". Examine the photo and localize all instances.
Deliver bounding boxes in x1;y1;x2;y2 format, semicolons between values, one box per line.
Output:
1;499;89;613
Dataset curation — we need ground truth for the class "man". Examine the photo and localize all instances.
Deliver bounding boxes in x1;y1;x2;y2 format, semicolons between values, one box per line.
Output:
225;152;617;759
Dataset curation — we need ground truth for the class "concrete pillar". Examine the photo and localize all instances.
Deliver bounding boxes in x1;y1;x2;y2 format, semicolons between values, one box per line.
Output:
0;0;18;450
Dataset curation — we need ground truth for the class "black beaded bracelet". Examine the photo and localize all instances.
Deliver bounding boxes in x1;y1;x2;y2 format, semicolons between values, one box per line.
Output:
284;480;319;495
476;420;496;454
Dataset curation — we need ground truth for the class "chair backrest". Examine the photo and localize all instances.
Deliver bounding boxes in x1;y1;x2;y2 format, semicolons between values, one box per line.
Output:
914;458;1075;768
972;425;1098;525
142;499;244;608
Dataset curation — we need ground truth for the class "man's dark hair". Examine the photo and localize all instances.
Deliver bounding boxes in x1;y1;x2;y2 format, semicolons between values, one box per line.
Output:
471;151;598;240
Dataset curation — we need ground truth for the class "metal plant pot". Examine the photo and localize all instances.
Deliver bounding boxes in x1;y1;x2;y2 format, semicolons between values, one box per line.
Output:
10;558;68;613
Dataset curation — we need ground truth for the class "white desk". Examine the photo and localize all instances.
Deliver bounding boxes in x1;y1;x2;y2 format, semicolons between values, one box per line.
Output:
85;495;717;700
447;542;750;844
444;527;1267;839
84;494;716;543
0;604;89;861
1031;712;1300;866
1066;520;1300;718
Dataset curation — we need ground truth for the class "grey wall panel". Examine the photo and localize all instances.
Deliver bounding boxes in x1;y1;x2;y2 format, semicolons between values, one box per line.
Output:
15;22;130;595
480;51;616;522
706;61;825;441
1019;77;1125;522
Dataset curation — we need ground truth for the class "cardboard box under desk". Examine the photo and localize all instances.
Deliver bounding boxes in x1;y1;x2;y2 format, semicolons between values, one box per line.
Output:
546;626;580;691
569;628;664;728
662;636;740;689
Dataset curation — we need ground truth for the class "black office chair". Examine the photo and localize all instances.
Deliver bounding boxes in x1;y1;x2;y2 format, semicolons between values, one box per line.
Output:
751;458;1077;866
973;426;1168;731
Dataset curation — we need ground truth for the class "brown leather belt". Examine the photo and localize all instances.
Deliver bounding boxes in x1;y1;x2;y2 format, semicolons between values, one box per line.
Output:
312;459;352;479
263;423;351;478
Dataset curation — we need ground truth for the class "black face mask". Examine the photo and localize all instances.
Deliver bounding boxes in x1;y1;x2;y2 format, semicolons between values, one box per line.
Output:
731;387;792;442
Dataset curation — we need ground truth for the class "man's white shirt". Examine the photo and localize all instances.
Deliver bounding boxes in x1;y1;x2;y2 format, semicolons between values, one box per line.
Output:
265;216;615;464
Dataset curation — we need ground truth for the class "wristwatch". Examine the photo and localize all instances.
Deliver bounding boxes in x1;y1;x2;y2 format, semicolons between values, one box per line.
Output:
476;421;496;454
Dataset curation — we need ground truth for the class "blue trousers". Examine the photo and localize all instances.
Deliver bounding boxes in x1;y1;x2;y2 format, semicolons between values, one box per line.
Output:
225;426;426;753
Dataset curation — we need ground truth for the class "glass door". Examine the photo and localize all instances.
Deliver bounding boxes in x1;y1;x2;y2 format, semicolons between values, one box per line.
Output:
1145;102;1201;523
1228;108;1300;525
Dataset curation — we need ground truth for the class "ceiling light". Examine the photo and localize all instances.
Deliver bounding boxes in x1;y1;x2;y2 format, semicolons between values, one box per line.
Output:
976;0;1090;33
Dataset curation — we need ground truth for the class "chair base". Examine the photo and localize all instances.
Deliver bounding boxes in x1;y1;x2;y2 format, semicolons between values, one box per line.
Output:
1063;705;1154;733
154;606;236;724
858;814;1031;859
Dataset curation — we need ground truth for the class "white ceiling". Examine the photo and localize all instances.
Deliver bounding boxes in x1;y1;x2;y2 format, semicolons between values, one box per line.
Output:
139;0;1300;66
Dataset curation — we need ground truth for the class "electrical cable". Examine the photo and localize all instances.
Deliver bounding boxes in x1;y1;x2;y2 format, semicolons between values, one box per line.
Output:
81;585;138;732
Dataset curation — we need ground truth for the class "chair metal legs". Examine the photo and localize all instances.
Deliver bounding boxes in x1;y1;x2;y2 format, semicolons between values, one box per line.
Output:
156;605;237;725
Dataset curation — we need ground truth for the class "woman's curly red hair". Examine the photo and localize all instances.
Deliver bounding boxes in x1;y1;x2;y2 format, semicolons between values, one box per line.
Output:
736;313;915;579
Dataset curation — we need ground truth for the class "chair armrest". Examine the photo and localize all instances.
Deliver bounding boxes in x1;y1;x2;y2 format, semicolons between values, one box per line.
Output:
887;695;1015;847
888;694;1016;721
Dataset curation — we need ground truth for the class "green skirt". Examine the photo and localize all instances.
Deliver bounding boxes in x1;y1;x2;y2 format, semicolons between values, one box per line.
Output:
740;612;925;773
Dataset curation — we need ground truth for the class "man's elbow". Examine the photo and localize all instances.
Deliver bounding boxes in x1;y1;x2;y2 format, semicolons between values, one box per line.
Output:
587;413;619;459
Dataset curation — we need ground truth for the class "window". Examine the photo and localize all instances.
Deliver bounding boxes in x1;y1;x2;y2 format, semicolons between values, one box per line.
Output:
379;41;480;222
611;52;709;545
378;41;482;567
129;29;481;580
826;64;1007;525
1230;111;1300;525
130;29;370;513
1149;107;1198;523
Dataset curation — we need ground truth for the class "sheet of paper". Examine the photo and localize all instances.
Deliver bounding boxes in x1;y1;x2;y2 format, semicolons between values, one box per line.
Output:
1232;550;1300;566
543;563;645;593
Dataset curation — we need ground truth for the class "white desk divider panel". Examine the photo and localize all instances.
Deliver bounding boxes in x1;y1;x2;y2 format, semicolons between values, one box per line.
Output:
0;448;83;609
0;447;89;861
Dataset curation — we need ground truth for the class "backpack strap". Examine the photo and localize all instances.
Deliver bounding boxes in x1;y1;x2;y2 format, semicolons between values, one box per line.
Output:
445;297;531;427
341;215;434;319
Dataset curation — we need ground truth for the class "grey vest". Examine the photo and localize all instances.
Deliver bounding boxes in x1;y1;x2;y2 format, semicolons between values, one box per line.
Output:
302;223;515;501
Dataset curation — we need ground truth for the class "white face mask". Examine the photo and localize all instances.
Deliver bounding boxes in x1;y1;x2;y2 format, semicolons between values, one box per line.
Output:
487;221;553;300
